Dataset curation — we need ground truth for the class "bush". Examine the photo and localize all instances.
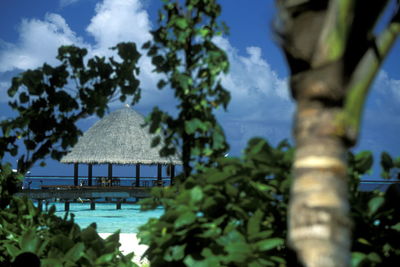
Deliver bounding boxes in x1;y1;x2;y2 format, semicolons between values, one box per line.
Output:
139;138;400;266
139;138;297;266
348;152;400;266
0;170;137;267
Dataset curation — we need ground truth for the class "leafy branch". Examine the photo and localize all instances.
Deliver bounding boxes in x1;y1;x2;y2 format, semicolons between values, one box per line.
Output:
144;0;230;177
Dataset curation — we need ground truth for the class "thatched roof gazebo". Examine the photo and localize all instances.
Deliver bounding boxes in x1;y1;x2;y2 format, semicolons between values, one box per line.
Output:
61;106;182;187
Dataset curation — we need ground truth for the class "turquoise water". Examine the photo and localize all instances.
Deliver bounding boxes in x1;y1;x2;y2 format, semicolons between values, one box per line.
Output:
47;202;163;233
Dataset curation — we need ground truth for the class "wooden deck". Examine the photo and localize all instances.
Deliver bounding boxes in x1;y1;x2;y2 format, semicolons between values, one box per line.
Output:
15;186;154;211
16;186;151;200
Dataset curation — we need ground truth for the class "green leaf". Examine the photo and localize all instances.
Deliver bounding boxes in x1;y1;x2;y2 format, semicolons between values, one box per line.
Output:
19;92;29;103
142;41;151;49
175;18;188;29
8;77;21;97
212;127;226;150
391;223;400;231
206;170;229;183
164;244;186;261
355;151;373;174
157;79;167;89
381;152;393;171
250;181;274;192
80;226;99;242
357;238;371;246
4;244;20;258
351;252;367;267
114;42;140;62
270;256;286;264
185;118;206;134
184;255;211;267
20;230;40;253
64;242;84;262
368;196;384;216
225;241;251;262
367;252;381;263
199;28;210;37
190;186;203;203
247;209;263;238
41;258;63;267
255;238;284;251
175;211;196;228
105;231;120;243
95;253;115;264
151;136;161;148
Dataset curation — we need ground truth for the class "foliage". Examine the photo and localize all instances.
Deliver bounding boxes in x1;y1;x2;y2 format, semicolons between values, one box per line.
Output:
275;1;399;264
139;138;296;267
0;163;22;209
144;0;231;176
0;43;141;265
1;43;141;174
348;152;400;266
0;196;136;267
140;136;400;266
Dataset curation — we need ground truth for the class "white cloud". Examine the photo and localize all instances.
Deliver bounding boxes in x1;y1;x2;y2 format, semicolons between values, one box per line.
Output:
0;0;162;110
213;36;294;151
363;70;400;124
375;71;400;102
0;13;85;72
86;0;152;55
215;37;292;118
84;0;166;111
59;0;80;8
0;0;153;73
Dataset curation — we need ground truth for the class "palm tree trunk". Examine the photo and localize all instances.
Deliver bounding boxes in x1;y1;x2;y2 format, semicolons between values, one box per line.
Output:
276;0;400;265
289;100;352;266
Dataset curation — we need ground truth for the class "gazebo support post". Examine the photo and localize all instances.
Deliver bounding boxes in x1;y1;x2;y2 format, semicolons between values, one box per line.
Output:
108;164;112;186
116;199;122;210
65;200;70;212
90;199;95;210
170;165;175;185
88;164;93;186
74;163;78;186
157;164;162;187
37;199;43;212
135;164;140;187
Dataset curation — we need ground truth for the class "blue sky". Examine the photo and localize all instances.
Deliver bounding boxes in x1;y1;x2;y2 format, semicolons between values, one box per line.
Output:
0;0;399;178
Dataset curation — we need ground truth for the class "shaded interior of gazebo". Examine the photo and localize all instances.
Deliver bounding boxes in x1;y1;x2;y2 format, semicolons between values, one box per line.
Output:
71;162;176;187
60;106;182;187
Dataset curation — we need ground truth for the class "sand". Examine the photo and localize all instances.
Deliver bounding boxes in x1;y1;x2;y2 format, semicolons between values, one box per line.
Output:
99;233;149;266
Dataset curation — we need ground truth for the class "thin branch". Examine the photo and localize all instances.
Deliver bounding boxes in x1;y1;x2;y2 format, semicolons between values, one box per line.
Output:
340;19;400;143
312;0;355;67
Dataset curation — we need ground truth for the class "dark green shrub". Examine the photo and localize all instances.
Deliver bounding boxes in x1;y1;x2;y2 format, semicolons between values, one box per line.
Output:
139;138;297;266
0;29;142;267
348;152;400;266
139;140;400;266
0;193;136;267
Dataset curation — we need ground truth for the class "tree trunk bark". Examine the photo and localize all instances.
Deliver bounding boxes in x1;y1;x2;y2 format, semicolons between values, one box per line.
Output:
289;99;352;267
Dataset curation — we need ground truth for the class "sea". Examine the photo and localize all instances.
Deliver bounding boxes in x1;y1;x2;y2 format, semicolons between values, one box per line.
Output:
24;176;164;233
40;202;163;233
25;176;399;233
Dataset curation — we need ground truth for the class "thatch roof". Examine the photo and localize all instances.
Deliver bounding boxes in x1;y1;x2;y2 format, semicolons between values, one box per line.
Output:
60;107;182;165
